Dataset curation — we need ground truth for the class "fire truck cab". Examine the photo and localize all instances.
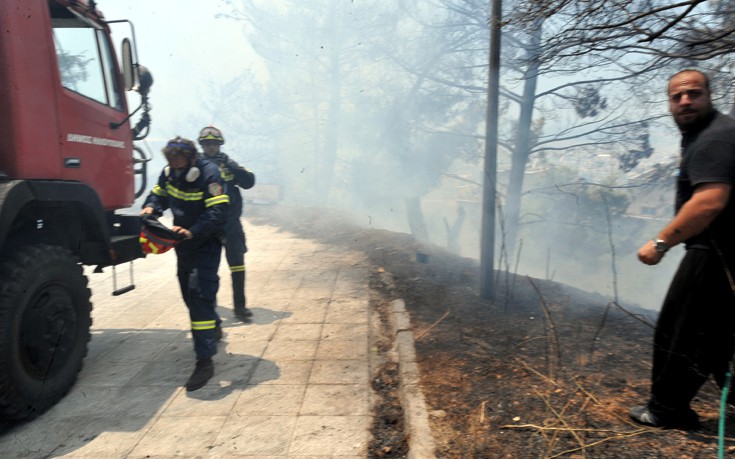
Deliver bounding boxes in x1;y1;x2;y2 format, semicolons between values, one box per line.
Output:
0;0;152;421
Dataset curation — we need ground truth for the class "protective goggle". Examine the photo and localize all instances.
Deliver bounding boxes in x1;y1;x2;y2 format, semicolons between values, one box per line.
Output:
166;141;197;153
198;127;224;143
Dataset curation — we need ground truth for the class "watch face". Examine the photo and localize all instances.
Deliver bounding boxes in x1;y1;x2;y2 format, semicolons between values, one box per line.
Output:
655;240;668;252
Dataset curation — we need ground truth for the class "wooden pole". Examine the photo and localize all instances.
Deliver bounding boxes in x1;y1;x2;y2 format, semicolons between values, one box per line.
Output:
480;0;502;300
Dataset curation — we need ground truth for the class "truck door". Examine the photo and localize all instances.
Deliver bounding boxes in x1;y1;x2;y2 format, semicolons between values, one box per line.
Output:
52;11;134;210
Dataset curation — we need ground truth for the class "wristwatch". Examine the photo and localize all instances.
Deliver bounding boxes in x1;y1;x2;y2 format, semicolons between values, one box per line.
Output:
652;239;669;254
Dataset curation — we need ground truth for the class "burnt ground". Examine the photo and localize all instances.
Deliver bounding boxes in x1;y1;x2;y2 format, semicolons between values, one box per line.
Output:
247;204;735;459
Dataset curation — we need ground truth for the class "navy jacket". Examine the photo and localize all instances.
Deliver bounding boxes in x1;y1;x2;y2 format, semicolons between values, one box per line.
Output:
143;157;229;242
200;152;255;216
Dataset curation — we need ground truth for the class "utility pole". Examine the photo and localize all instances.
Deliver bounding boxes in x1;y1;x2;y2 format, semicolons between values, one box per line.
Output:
480;0;502;300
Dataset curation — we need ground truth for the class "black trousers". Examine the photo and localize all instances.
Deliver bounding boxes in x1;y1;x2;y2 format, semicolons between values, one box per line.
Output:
650;248;735;413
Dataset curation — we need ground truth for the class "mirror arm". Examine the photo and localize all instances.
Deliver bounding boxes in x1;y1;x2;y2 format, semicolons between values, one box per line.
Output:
109;102;142;130
132;109;151;140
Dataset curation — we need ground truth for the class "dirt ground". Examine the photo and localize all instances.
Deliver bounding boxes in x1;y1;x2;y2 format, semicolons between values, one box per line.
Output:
247;204;735;459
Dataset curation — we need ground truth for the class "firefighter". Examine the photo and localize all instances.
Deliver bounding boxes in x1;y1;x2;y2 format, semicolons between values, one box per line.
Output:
140;137;229;391
198;126;256;321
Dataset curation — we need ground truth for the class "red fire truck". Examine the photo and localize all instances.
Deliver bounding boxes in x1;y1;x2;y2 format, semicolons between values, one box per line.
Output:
0;0;153;421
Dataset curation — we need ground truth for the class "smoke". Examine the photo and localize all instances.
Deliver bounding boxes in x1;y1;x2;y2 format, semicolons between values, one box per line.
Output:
107;1;690;311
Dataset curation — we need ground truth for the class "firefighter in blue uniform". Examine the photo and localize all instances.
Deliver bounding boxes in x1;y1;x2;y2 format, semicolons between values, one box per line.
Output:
141;137;229;391
198;126;256;321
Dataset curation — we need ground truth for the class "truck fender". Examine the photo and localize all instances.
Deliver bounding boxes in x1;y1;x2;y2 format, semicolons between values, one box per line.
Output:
0;180;111;262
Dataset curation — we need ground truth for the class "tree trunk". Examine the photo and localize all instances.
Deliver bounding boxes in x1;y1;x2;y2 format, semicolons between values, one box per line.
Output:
405;196;429;242
444;205;466;254
504;21;543;255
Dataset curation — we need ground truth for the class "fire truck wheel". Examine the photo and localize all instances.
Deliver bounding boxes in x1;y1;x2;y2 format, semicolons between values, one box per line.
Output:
0;244;92;421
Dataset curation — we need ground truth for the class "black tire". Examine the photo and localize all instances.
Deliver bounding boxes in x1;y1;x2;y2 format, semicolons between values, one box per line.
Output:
0;244;92;421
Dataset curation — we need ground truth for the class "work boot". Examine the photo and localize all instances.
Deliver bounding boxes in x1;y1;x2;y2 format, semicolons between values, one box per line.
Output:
232;271;251;321
185;358;214;392
233;306;253;321
629;404;699;430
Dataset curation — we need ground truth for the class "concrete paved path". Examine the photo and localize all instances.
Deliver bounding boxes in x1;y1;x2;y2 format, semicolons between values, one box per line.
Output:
0;218;378;458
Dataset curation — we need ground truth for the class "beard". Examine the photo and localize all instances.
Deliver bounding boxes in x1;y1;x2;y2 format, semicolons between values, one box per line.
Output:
673;105;714;131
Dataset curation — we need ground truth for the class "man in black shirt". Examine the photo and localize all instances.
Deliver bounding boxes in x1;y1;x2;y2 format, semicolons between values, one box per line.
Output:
630;69;735;429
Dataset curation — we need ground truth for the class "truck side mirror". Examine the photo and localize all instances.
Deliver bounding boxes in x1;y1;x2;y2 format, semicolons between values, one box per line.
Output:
121;38;152;96
121;38;135;91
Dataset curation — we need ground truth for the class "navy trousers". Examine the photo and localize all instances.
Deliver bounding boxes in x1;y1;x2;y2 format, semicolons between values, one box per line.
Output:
224;213;247;267
176;238;222;360
224;213;248;308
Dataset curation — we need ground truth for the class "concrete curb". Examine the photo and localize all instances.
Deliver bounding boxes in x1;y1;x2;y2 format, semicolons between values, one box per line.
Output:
391;299;437;459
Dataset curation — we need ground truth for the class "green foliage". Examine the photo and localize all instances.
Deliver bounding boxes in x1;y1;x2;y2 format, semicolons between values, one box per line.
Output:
618;122;654;173
571;85;608;118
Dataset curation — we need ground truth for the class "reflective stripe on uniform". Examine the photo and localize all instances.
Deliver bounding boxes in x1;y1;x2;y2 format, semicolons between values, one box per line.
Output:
229;265;245;273
166;183;203;201
191;320;217;331
221;172;234;181
205;194;229;207
139;236;162;254
152;184;168;196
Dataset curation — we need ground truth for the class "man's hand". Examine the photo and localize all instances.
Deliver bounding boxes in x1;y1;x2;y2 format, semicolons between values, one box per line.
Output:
171;226;193;239
638;240;664;266
140;206;155;217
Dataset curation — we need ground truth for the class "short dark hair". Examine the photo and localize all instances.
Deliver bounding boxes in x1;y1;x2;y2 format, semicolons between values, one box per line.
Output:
668;69;711;93
163;136;197;162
